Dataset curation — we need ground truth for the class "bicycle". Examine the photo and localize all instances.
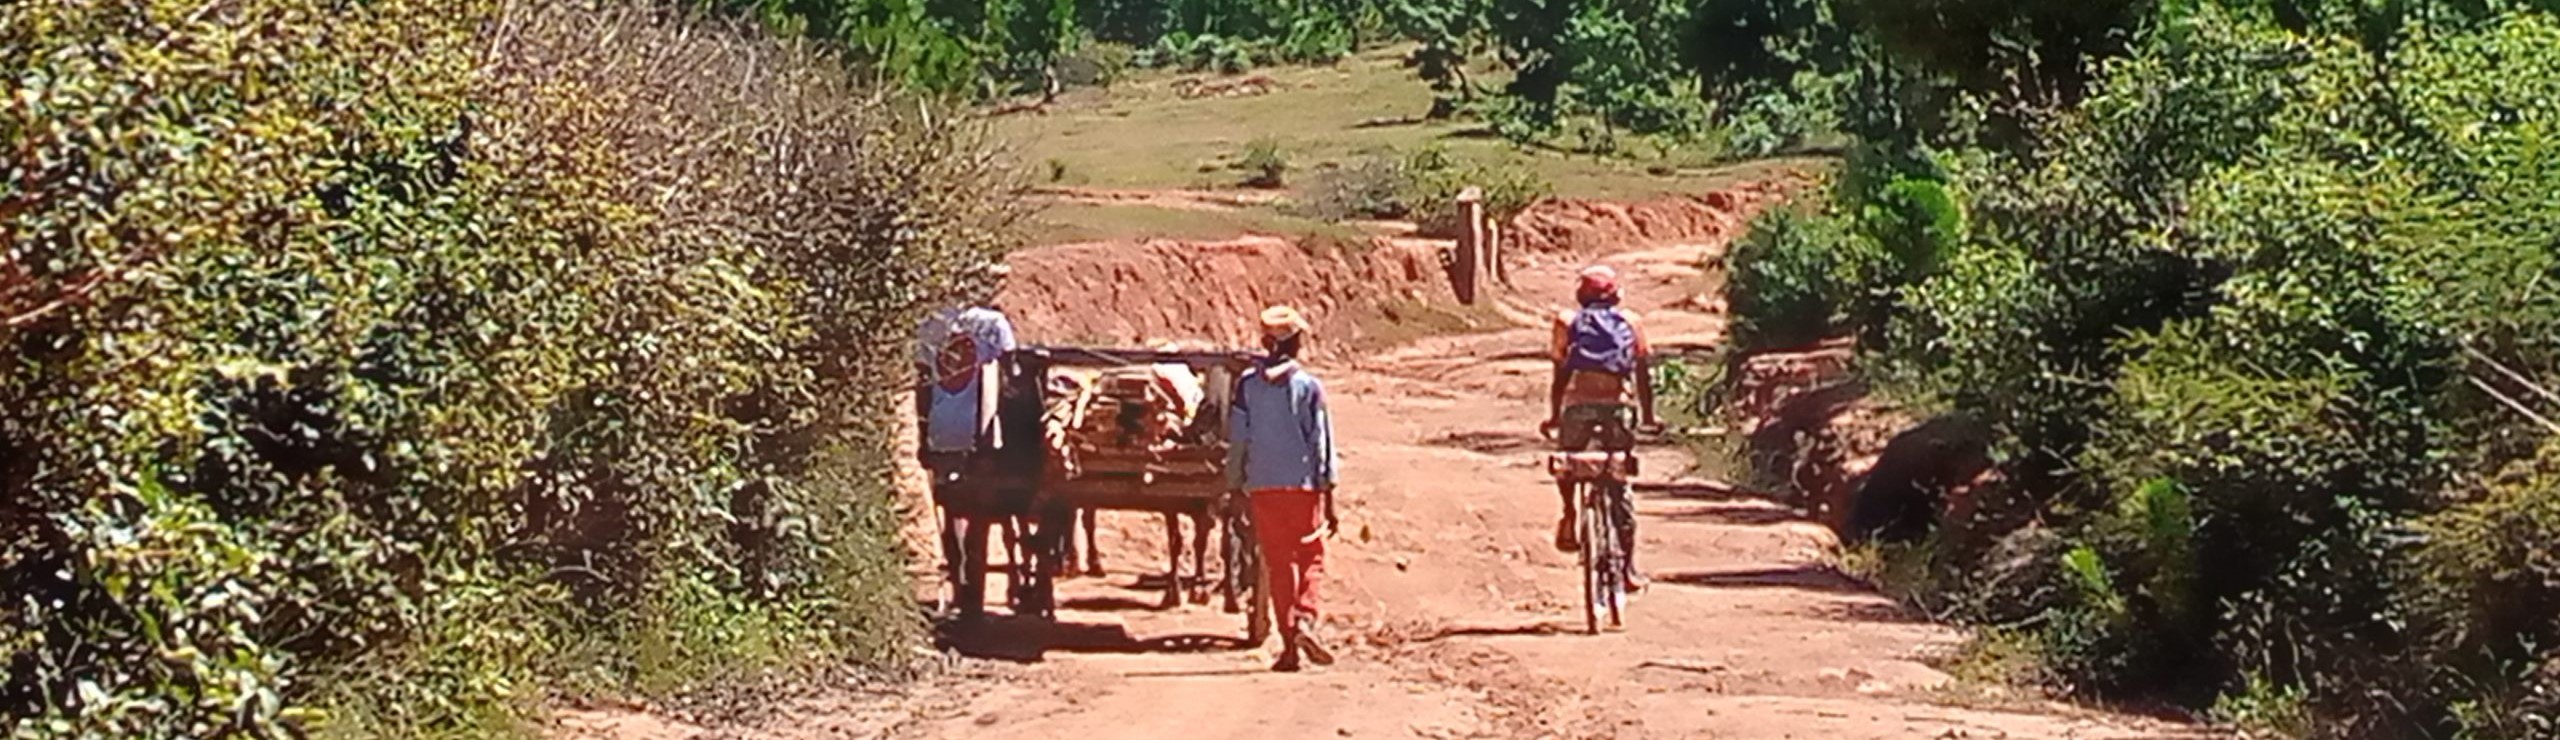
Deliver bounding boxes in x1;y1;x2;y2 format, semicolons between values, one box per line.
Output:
1541;418;1654;635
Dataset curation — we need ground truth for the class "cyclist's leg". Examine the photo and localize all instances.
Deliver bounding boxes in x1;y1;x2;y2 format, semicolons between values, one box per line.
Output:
1597;406;1641;586
1554;406;1599;552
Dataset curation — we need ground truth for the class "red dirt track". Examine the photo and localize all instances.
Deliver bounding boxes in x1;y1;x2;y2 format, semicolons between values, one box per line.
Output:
553;177;2207;740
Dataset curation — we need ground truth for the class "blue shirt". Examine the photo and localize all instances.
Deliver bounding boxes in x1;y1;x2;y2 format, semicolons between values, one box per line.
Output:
919;306;1017;452
1226;363;1337;491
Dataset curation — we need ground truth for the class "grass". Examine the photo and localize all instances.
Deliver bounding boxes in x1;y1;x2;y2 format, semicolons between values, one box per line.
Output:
1000;47;1819;245
307;441;920;739
1940;627;2055;689
1028;201;1372;245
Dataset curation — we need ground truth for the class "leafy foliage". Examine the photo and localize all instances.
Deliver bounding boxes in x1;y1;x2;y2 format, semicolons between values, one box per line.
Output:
719;0;1378;97
1293;145;1550;237
1726;206;1853;350
1716;1;2560;734
2;0;1018;734
1398;146;1554;237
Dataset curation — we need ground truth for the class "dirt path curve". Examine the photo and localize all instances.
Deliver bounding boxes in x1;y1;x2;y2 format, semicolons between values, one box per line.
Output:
557;227;2203;740
900;241;2199;739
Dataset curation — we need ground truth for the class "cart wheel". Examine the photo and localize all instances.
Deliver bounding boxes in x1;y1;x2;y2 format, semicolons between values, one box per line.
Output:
1244;555;1273;647
1224;498;1274;646
1219;499;1249;614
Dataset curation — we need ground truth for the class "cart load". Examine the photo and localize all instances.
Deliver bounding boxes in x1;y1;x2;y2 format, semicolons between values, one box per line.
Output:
956;346;1269;641
1040;361;1219;480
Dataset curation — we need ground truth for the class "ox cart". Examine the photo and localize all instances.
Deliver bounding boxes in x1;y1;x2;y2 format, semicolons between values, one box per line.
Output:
937;345;1273;646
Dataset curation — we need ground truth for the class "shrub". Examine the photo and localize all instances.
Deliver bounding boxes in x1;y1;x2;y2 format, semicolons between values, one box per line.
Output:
1835;7;2560;733
1726;206;1856;351
1240;138;1289;188
1;0;1018;734
1399;146;1552;238
2411;441;2560;738
1297;155;1412;221
1278;8;1354;64
2211;673;2316;739
1063;40;1137;88
1866;177;1964;284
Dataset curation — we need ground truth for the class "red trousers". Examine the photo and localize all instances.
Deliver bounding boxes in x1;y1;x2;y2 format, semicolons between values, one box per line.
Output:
1250;488;1326;634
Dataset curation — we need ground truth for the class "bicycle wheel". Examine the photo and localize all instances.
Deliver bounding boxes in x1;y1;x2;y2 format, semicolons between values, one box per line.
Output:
1579;481;1604;636
1600;480;1627;629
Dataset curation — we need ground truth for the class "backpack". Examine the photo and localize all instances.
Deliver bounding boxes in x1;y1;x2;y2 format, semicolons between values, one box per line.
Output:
1562;307;1637;376
934;332;980;393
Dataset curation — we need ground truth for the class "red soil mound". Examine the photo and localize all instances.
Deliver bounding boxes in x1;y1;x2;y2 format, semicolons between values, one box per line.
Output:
996;236;1445;353
1505;177;1805;255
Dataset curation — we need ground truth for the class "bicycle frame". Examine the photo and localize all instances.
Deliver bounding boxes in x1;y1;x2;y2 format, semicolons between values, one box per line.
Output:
1549;449;1636;634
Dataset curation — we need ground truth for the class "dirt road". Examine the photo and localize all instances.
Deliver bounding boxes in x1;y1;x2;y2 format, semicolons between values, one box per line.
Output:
558;222;2200;740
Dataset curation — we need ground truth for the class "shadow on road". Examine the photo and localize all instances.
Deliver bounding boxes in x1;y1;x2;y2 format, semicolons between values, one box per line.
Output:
1427;429;1547;454
934;614;1255;663
1653;504;1803;527
1812;599;1923;625
1653;564;1868;595
1398;619;1585;644
1059;595;1170;613
1632;479;1790;504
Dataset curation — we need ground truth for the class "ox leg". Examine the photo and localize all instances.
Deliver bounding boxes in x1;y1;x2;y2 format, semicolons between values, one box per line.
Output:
1189;511;1214;605
936;508;961;616
1160;513;1183;609
997;516;1025;609
1082;509;1104;576
1056;507;1081;577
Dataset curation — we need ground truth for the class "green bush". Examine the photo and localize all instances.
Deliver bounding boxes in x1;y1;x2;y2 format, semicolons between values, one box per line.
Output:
1144;32;1267;73
1241;137;1289;188
1059;40;1138;88
1735;4;2560;734
2410;441;2560;738
1866;177;1963;284
1726;206;1857;351
1291;146;1550;235
2211;673;2316;739
1398;146;1552;238
1297;155;1412;221
1279;7;1355;63
1;0;1017;735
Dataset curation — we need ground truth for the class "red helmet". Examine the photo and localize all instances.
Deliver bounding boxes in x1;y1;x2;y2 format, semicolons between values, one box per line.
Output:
1576;265;1619;304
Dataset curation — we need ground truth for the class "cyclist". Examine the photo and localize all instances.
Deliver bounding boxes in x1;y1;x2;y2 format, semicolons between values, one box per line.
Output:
1541;265;1659;592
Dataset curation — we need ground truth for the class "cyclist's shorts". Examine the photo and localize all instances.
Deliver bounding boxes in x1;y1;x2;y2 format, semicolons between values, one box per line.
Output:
1558;403;1636;452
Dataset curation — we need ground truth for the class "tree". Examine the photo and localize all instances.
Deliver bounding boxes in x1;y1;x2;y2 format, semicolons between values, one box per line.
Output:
1385;0;1494;116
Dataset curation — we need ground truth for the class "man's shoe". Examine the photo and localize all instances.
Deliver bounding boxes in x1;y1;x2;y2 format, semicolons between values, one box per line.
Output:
1272;650;1303;673
1295;619;1336;666
1554;518;1581;553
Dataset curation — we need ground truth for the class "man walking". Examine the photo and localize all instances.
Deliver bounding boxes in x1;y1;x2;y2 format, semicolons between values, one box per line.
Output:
1228;305;1339;672
915;286;1019;619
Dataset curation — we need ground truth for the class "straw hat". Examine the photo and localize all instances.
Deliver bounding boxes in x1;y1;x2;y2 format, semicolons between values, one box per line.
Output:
1258;305;1310;340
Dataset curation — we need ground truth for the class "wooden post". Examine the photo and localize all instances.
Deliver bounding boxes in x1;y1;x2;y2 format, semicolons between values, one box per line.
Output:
1455;186;1486;305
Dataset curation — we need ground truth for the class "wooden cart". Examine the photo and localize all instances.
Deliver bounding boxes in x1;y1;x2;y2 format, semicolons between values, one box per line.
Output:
944;345;1273;646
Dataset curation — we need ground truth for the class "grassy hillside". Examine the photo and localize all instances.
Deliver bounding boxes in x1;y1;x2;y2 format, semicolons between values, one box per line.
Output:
994;47;1811;245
